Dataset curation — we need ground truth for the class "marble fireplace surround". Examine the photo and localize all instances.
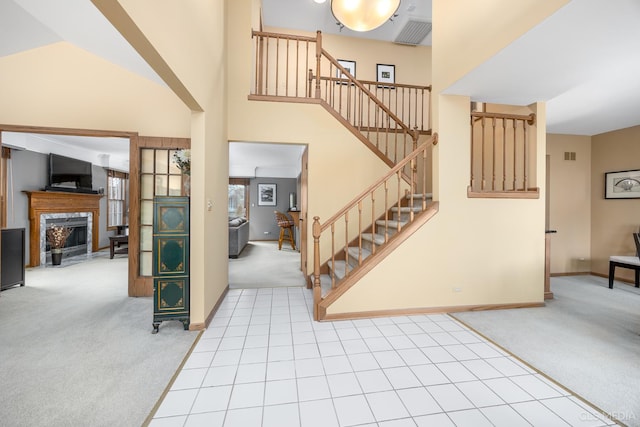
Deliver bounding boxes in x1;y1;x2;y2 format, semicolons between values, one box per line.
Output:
40;212;92;265
23;191;103;267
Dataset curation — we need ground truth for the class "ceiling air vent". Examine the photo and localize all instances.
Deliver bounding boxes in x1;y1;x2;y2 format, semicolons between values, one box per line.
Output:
394;19;432;46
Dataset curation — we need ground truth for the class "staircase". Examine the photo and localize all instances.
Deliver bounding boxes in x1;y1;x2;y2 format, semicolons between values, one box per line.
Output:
323;192;434;293
250;30;438;320
310;138;438;320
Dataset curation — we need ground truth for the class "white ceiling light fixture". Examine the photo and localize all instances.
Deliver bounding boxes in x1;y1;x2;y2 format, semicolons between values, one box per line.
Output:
331;0;400;32
313;0;327;4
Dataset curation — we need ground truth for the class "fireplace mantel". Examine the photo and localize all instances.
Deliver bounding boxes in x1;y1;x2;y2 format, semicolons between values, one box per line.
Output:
23;191;103;267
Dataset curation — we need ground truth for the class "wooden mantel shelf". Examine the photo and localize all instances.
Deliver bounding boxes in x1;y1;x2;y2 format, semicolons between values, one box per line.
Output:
23;191;103;267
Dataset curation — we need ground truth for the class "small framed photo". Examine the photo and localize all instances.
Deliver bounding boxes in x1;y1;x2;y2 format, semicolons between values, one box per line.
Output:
258;183;277;206
605;170;640;199
376;63;395;88
336;59;356;84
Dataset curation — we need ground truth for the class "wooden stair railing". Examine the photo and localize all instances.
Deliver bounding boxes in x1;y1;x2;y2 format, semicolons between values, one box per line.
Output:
312;43;418;168
311;76;431;136
251;30;431;168
312;134;438;320
468;111;539;199
250;30;438;321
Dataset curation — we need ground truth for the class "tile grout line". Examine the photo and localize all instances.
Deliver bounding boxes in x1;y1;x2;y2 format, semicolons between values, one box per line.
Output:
143;328;205;427
449;313;625;427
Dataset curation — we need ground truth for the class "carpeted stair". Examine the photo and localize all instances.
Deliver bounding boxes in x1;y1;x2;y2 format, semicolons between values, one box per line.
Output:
319;193;433;297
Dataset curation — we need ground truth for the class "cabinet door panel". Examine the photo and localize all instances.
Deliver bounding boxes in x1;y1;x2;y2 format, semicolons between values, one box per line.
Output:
153;236;189;276
154;197;189;235
154;277;189;314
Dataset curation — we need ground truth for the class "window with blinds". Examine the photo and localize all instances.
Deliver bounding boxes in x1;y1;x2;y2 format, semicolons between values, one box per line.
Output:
107;170;129;229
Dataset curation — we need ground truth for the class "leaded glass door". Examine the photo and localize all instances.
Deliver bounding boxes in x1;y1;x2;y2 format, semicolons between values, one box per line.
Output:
128;136;190;297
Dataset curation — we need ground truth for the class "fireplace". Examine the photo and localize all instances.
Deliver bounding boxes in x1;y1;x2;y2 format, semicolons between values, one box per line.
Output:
42;214;91;264
24;191;103;267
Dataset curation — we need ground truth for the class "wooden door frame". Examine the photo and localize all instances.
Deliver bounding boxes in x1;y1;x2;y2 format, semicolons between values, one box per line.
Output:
300;146;308;277
0;124;138;288
0;126;194;297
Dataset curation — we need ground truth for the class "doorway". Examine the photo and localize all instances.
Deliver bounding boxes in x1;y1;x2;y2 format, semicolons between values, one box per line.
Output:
228;142;308;289
0;128;131;267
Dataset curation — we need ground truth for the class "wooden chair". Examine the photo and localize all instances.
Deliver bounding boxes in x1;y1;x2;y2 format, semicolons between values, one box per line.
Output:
274;210;296;250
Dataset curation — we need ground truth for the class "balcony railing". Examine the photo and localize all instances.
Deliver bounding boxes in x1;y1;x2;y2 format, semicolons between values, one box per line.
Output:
251;30;431;166
468;111;539;198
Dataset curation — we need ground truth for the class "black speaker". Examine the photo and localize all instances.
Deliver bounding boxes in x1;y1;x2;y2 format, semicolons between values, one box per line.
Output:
1;228;25;290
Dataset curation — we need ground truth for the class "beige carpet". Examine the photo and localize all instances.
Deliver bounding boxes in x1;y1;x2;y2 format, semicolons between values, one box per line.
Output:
229;240;306;289
0;251;199;427
453;275;640;427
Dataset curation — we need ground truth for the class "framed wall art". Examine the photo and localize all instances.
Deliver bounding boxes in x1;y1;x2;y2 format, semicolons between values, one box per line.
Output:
336;59;356;84
258;183;277;206
376;63;395;88
604;169;640;199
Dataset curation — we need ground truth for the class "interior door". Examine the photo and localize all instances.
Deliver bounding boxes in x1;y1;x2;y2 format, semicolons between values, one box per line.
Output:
128;136;190;297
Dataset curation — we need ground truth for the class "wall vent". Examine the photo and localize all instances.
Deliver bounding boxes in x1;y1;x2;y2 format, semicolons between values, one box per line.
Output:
564;152;576;161
394;19;432;46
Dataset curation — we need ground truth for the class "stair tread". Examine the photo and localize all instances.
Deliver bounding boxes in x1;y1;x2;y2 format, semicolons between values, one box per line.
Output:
390;206;423;213
361;233;387;245
406;193;433;199
375;219;407;229
347;246;372;261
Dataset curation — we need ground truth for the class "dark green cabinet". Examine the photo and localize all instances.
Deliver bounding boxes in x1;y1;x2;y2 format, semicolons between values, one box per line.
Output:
152;196;189;333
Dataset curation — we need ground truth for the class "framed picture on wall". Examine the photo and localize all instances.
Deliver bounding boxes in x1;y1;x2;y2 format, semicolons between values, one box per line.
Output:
258;183;277;205
604;169;640;199
376;63;395;88
336;59;356;84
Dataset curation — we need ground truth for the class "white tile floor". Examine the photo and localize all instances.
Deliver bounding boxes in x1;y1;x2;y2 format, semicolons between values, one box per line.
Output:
150;287;616;427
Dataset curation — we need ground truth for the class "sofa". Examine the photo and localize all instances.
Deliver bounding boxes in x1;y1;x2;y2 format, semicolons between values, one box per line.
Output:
228;217;249;258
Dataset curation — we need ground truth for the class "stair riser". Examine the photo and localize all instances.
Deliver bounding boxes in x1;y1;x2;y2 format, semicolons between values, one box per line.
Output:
346;251;368;269
361;239;377;253
328;267;344;282
347;254;359;269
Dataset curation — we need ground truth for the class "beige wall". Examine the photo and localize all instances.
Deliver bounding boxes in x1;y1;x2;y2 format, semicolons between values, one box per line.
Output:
324;1;555;316
227;0;418;269
546;134;591;274
591;125;640;282
329;96;547;314
432;0;569;92
0;0;573;320
98;0;228;327
230;0;550;315
0;42;190;135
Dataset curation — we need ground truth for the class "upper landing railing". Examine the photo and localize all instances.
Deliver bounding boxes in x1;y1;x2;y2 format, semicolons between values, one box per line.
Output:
251;30;431;166
468;111;539;198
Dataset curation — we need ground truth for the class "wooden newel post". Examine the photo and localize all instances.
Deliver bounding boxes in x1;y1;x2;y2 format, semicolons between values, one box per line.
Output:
315;31;322;99
312;216;322;320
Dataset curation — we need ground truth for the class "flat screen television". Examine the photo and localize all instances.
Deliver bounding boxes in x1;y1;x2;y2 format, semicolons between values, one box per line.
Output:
48;153;93;191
